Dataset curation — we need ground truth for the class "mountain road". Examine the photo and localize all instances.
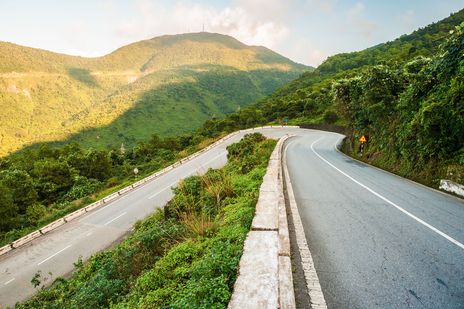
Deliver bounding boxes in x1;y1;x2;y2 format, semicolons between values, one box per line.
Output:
0;127;463;308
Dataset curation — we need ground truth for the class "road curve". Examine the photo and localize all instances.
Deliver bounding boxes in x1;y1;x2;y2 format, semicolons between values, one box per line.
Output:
285;131;464;308
0;127;300;307
1;128;463;308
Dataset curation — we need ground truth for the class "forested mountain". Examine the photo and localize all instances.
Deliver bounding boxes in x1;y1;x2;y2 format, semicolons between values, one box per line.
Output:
195;9;464;186
0;32;308;155
1;8;462;254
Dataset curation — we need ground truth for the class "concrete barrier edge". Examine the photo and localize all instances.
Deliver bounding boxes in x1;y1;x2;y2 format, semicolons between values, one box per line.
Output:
439;179;464;198
229;134;296;308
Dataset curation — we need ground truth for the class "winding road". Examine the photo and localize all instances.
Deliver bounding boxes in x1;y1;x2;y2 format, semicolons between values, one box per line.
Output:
0;127;298;307
0;127;463;308
285;132;464;308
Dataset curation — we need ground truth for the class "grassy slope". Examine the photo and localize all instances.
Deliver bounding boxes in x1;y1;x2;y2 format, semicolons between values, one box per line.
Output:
0;32;309;155
17;134;275;308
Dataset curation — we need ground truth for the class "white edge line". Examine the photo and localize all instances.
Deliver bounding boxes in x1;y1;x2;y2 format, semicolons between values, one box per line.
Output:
37;245;72;266
311;138;464;250
332;135;464;203
283;137;327;307
4;278;15;285
103;212;127;226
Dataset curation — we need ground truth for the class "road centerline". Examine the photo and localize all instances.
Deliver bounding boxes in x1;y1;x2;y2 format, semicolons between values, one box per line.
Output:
148;182;177;200
310;138;464;250
104;212;127;226
4;278;15;285
37;245;72;266
198;151;227;167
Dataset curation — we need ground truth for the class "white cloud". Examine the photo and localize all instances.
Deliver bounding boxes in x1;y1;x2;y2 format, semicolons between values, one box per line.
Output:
65;49;104;58
281;38;327;66
347;2;378;38
306;0;337;14
235;0;290;22
399;10;416;30
115;0;289;50
347;1;365;18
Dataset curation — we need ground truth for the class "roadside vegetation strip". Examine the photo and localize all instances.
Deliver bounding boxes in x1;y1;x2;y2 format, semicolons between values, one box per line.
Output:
0;131;236;255
229;135;295;308
17;133;276;308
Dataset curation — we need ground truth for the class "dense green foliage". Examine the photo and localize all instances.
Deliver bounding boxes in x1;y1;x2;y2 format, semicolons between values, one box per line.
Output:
0;32;308;155
17;133;275;308
0;132;198;245
193;10;464;186
2;10;462;246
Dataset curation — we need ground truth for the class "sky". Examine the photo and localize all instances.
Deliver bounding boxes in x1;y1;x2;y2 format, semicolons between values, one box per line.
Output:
0;0;463;66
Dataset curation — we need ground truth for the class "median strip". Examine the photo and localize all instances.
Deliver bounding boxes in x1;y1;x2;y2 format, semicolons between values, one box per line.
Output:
0;126;298;256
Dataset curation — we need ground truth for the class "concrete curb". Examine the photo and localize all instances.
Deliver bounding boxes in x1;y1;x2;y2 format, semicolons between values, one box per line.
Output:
229;135;296;309
439;179;464;198
0;126;298;256
282;137;327;309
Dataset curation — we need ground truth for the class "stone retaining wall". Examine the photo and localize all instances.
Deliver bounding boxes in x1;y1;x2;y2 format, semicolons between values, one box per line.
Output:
229;135;296;308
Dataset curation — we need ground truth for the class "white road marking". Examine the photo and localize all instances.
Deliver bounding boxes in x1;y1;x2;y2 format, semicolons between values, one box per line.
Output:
104;212;127;226
84;184;148;219
197;151;227;168
311;138;464;251
4;278;15;285
88;152;226;213
37;245;72;266
86;232;93;237
148;182;177;200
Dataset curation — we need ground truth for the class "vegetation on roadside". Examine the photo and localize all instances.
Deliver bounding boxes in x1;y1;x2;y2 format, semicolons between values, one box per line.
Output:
2;10;463;246
0;131;220;246
16;133;275;308
192;9;464;187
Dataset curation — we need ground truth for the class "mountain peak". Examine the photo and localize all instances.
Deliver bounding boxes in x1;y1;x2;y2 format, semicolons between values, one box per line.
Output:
0;32;309;155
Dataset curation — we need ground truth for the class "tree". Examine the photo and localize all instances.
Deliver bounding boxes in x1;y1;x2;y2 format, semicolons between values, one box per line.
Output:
0;184;20;232
0;169;38;214
26;203;47;225
80;150;112;181
32;159;76;203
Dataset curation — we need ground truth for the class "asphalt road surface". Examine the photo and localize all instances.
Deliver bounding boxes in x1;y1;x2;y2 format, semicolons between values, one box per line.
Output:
285;131;464;308
0;127;300;307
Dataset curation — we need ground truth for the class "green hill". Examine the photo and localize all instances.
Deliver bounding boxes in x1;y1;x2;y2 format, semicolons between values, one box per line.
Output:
195;9;464;186
0;32;309;155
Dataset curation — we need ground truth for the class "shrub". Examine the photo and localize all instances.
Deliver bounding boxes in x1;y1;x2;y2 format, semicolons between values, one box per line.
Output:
26;203;48;225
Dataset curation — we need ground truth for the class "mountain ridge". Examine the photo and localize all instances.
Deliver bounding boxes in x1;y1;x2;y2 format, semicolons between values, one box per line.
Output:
0;32;309;155
0;32;307;73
